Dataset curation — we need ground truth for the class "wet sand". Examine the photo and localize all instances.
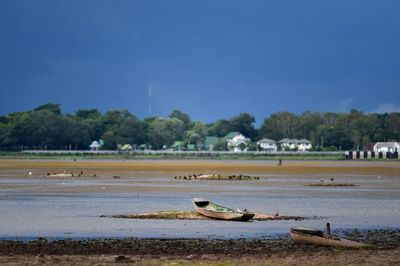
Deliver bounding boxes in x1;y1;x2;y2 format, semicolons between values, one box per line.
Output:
1;249;399;266
0;229;399;265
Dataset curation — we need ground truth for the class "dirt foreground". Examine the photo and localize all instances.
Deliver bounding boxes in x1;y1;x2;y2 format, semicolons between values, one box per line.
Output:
0;230;399;265
1;249;399;265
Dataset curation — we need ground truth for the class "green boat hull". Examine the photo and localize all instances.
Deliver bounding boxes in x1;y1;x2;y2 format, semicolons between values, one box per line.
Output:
192;198;255;221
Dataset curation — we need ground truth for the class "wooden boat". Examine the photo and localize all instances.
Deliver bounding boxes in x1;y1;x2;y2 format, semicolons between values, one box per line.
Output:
290;226;370;248
192;198;255;221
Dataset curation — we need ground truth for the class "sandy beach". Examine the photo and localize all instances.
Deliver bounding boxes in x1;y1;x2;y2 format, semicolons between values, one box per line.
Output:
1;159;400;178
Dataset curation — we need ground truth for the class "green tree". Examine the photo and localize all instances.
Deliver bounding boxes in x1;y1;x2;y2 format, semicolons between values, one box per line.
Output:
73;109;104;143
0;120;15;148
101;110;144;149
385;113;400;141
185;121;207;148
297;111;323;140
169;110;191;131
34;103;62;115
259;112;298;140
11;110;66;149
75;109;101;120
207;119;232;137
2;102;400;152
230;113;257;140
144;117;182;150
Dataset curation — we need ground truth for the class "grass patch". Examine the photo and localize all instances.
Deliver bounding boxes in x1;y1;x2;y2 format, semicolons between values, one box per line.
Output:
0;151;346;160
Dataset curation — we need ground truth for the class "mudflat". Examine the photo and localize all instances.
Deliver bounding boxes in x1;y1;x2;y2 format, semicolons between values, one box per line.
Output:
0;229;399;265
1;250;399;266
2;251;399;266
1;159;399;265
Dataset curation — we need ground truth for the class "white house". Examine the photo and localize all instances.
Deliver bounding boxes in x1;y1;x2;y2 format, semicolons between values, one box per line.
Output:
373;142;400;153
278;138;295;150
278;138;312;151
224;132;250;152
297;139;312;151
257;138;277;152
89;140;101;151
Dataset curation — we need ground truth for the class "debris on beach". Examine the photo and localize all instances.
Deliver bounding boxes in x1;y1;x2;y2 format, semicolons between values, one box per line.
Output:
45;173;75;177
44;171;98;178
114;255;135;263
174;173;261;180
24;171;33;177
290;223;371;248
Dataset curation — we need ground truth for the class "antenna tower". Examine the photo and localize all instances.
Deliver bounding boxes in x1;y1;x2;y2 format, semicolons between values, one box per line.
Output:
148;84;152;116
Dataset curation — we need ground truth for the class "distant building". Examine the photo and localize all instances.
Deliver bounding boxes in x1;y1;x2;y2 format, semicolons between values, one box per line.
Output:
363;142;376;151
224;132;250;152
89;140;101;151
172;141;185;151
257;138;277;152
139;144;151;150
186;144;196;151
120;144;133;152
297;139;312;151
278;138;295;150
278;138;312;151
373;142;400;153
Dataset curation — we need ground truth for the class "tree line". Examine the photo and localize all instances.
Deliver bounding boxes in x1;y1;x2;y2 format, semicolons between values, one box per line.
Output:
0;103;399;151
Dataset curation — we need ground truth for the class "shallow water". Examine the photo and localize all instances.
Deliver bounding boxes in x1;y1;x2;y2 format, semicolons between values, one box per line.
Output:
0;175;399;240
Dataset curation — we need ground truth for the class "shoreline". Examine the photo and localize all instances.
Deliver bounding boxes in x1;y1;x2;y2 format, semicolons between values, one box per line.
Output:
1;229;399;254
0;229;399;265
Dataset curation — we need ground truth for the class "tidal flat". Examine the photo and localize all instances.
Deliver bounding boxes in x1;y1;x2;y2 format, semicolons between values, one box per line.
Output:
0;159;399;264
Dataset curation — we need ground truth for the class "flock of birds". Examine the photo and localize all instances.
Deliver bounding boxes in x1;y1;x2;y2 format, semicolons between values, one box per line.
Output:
320;177;335;182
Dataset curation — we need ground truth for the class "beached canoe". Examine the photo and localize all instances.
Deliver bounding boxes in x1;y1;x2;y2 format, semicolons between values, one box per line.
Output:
192;198;255;221
290;227;370;248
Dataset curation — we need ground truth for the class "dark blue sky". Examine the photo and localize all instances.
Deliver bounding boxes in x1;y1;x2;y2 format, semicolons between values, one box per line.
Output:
1;0;400;124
